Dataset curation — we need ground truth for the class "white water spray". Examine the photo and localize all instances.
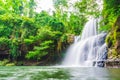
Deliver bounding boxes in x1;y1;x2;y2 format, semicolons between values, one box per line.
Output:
62;18;107;67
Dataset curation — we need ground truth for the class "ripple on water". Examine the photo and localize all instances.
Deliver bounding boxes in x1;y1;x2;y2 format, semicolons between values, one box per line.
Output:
0;66;120;80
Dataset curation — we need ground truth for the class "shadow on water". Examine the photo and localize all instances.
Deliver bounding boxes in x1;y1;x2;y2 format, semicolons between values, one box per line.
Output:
0;66;120;80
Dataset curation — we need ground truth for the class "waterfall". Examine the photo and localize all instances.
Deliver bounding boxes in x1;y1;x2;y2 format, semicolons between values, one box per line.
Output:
74;36;80;43
62;18;107;67
81;19;97;40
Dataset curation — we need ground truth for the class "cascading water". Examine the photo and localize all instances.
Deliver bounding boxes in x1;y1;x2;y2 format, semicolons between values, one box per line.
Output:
74;36;80;43
62;18;107;67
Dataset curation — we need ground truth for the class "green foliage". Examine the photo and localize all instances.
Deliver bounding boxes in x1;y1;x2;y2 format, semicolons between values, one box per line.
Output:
99;25;111;32
24;38;34;45
0;37;10;47
60;34;67;42
35;11;53;27
37;27;54;40
101;0;120;31
9;39;20;59
0;0;102;63
75;0;100;18
0;59;9;66
0;0;36;17
53;0;68;8
50;20;65;32
28;0;36;17
26;40;53;60
6;63;15;66
0;59;15;66
103;0;120;59
68;13;87;35
105;33;114;47
103;0;120;16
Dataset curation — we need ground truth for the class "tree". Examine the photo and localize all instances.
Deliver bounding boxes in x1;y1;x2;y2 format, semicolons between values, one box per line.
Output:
75;0;101;18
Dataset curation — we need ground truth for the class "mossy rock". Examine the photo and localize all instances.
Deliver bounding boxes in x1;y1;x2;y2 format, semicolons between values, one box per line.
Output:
115;32;120;40
108;48;120;59
112;49;118;57
115;40;120;54
105;32;114;48
6;63;15;66
0;59;9;66
106;30;120;48
116;26;120;32
115;17;120;29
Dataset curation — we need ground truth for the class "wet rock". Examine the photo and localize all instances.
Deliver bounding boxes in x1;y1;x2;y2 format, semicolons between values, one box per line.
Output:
93;61;105;67
105;59;120;68
97;61;105;67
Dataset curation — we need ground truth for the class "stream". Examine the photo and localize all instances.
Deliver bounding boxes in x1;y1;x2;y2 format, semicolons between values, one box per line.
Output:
0;66;120;80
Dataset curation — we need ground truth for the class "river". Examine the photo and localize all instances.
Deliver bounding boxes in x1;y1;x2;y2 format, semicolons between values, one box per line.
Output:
0;66;120;80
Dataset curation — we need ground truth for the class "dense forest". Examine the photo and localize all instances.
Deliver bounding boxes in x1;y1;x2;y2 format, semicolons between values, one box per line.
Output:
0;0;120;66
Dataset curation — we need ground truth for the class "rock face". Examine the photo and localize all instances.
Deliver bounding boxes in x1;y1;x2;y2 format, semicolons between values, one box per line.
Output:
115;41;120;54
106;16;120;60
105;16;120;67
105;59;120;68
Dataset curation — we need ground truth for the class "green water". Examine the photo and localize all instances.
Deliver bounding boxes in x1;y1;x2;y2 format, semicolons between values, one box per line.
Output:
0;66;120;80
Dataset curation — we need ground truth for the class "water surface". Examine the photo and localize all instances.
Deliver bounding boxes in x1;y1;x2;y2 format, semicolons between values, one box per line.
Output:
0;66;120;80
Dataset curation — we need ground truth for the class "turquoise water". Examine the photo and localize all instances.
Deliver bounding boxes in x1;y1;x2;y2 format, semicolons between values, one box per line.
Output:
0;66;120;80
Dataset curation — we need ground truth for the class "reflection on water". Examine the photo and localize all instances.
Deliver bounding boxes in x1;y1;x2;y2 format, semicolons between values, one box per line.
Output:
0;66;120;80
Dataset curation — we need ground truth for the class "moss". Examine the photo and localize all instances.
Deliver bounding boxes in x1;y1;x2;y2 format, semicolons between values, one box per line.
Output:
112;49;118;58
0;59;9;66
105;32;114;48
113;30;117;41
0;59;16;66
103;0;120;60
116;25;120;32
106;26;120;46
104;24;120;60
106;17;120;59
6;63;15;66
108;48;118;59
116;32;120;40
